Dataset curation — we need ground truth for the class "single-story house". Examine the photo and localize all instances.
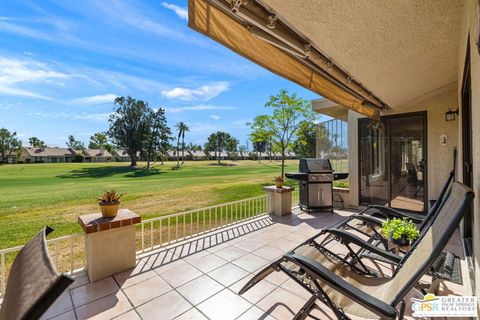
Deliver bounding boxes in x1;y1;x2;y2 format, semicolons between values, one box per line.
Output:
112;149;130;162
166;150;178;161
187;150;206;160
22;147;76;163
82;149;115;162
286;151;297;159
0;154;19;164
112;149;141;162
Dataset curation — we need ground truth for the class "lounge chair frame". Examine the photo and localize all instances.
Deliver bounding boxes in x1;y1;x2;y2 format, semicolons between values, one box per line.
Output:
328;170;455;253
240;182;473;320
0;227;73;320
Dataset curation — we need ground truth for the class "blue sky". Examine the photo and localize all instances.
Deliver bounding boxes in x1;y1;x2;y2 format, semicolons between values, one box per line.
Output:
0;0;322;148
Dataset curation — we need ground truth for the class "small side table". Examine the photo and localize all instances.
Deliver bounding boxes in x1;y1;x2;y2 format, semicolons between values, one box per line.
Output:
78;209;141;281
264;186;294;216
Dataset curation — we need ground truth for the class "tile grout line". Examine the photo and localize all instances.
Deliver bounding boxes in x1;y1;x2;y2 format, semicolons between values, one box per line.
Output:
65;214;306;319
70;277;121;311
111;274;144;320
155;270;212;320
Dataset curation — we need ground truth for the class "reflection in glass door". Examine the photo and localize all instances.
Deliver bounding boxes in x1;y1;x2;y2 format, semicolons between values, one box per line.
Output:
359;113;427;213
389;114;426;212
359;120;389;206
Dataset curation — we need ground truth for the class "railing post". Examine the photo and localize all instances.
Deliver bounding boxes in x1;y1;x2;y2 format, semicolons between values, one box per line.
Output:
159;218;163;246
168;218;171;244
70;238;74;274
183;214;186;240
1;252;5;296
150;221;154;250
55;242;59;268
176;215;179;242
141;223;145;252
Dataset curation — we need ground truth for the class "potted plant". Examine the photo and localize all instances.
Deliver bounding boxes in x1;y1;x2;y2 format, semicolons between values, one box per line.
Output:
381;218;419;246
274;176;284;188
97;190;123;218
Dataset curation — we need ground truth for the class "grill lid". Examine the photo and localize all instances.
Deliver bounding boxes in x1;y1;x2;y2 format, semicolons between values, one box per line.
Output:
299;158;333;173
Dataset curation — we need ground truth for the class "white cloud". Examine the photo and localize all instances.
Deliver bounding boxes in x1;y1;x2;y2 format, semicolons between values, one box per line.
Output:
0;56;69;99
88;1;186;40
209;115;220;120
162;2;188;20
189;122;224;133
71;93;118;105
27;111;111;122
166;104;236;113
0;20;56;42
73;112;111;121
161;82;229;101
0;54;172;103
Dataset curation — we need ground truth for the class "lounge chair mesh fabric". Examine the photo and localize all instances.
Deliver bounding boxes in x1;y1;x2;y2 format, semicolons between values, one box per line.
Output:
283;182;470;318
0;227;73;320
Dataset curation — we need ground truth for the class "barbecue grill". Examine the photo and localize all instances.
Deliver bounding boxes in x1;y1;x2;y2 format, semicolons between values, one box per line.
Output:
286;158;348;212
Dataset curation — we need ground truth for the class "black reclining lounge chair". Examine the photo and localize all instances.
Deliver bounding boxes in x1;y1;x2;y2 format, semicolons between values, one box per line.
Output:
0;227;74;320
306;169;457;287
239;182;474;320
334;170;455;243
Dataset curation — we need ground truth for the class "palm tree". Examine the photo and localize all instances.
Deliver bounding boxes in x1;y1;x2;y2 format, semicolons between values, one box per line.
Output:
28;137;45;148
175;122;189;165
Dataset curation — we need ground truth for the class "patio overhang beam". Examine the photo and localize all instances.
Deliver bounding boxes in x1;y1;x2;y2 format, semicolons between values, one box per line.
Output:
188;0;388;119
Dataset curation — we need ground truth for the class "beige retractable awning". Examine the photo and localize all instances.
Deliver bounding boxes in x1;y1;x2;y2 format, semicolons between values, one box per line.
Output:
188;0;385;119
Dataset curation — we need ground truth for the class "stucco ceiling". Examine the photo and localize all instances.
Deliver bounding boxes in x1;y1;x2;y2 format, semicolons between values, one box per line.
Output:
259;0;464;108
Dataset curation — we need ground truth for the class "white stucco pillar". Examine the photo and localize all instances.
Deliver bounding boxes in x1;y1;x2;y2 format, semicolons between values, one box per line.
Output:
78;209;141;282
264;186;294;216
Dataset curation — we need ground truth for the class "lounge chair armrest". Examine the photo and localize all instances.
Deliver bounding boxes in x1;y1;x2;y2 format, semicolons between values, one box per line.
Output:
323;228;402;263
286;253;398;319
368;205;423;223
333;213;384;230
348;215;384;227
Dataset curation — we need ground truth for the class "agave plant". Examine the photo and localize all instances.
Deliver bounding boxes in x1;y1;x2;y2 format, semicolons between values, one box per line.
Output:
97;190;123;204
274;176;284;182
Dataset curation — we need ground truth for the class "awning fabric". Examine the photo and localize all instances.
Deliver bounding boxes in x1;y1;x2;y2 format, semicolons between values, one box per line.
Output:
188;0;380;119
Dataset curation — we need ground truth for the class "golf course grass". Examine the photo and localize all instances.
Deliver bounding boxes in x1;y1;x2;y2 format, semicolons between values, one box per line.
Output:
0;160;301;248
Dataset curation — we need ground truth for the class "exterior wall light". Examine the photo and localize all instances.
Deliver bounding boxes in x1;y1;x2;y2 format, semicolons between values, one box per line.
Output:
445;108;459;122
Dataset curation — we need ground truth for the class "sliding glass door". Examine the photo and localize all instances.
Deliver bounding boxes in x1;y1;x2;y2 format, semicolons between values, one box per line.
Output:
359;112;427;213
359;119;389;206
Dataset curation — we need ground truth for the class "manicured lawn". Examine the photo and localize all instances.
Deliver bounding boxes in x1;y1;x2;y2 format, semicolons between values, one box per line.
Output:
0;160;299;248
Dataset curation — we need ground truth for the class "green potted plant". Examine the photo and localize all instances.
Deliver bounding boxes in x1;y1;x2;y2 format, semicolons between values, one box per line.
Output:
381;218;419;246
274;176;284;188
97;190;123;218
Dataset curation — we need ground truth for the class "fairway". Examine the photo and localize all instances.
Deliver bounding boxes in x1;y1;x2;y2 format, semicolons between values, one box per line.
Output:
0;160;300;248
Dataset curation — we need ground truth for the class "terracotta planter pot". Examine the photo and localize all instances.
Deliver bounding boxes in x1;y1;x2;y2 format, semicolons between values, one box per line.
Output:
99;202;120;218
275;181;284;188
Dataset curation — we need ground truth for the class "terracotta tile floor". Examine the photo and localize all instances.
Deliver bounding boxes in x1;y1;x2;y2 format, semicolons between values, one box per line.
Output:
40;207;472;320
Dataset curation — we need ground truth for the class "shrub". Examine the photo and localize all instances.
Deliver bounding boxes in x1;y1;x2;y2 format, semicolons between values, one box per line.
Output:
381;218;419;243
334;180;349;188
73;153;84;162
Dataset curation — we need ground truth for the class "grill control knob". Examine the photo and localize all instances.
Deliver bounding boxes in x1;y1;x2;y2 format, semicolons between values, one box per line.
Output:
311;175;316;181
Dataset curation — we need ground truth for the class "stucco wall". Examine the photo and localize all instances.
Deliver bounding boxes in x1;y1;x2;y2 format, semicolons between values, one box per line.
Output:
382;86;459;201
457;0;480;299
345;110;362;208
346;87;458;207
